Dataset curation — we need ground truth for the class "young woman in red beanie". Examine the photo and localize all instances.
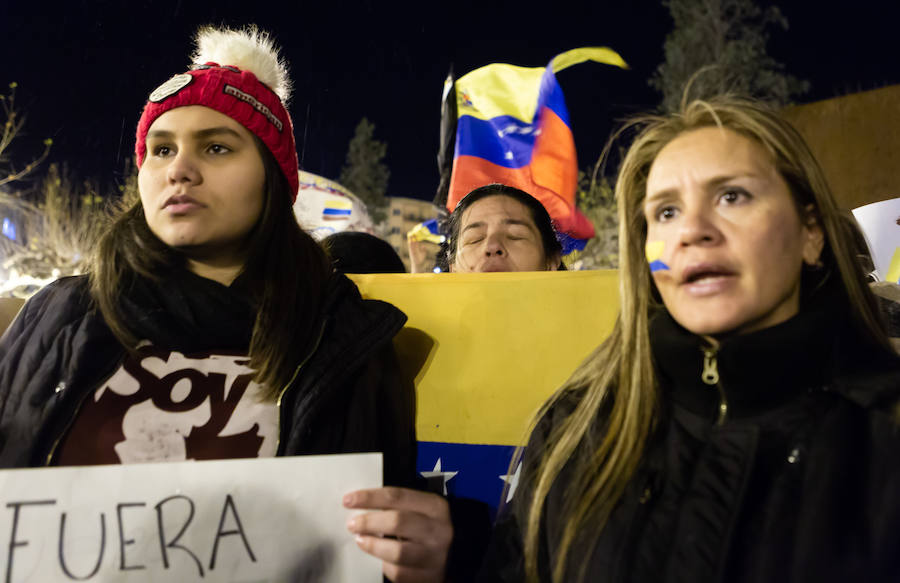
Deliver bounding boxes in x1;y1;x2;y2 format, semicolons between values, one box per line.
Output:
0;25;456;582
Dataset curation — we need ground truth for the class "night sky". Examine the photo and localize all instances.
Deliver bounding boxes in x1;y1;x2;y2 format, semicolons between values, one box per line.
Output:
3;0;900;201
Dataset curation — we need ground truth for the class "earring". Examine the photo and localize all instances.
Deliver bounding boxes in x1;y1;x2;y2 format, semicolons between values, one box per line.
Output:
803;253;824;270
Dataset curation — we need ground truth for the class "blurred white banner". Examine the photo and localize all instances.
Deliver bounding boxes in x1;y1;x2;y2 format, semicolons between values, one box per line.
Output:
852;197;900;282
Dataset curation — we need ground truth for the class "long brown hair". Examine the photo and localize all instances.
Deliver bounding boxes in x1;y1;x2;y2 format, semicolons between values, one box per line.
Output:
521;96;895;582
89;137;331;399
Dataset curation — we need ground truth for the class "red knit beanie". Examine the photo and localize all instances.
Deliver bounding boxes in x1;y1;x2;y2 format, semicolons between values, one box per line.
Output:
135;27;299;199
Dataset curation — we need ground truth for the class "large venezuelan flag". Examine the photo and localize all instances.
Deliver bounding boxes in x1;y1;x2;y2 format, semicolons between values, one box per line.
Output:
449;48;628;241
349;271;619;514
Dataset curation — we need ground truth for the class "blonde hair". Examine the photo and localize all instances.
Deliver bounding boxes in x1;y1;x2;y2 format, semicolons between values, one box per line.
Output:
520;95;894;582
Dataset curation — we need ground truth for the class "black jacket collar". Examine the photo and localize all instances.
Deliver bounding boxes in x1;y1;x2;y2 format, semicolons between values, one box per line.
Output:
650;288;900;421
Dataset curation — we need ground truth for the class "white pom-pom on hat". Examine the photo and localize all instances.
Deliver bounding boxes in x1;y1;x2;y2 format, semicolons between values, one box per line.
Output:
192;24;292;104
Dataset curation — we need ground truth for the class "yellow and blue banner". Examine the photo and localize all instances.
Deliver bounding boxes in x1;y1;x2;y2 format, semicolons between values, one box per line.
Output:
407;219;445;245
448;48;628;244
349;271;619;513
322;198;354;220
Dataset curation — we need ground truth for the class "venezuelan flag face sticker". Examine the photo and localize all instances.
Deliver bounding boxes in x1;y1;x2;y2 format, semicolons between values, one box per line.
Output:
646;240;670;272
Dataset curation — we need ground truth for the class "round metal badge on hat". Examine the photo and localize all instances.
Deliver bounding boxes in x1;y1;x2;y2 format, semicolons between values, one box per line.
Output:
148;73;193;103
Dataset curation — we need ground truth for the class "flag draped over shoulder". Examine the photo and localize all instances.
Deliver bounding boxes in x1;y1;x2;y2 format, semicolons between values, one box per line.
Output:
448;47;628;242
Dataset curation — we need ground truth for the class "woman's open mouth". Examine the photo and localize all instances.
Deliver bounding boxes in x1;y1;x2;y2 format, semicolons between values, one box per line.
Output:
680;264;737;294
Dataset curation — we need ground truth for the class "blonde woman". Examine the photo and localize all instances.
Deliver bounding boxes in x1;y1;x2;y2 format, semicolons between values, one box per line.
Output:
478;97;900;582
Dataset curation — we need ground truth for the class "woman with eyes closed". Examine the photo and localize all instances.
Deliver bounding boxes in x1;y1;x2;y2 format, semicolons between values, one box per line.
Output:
446;184;562;273
477;96;900;583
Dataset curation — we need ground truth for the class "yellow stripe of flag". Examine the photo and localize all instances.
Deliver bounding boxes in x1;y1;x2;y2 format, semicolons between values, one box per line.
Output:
456;64;545;122
455;47;628;123
325;198;353;210
349;271;619;446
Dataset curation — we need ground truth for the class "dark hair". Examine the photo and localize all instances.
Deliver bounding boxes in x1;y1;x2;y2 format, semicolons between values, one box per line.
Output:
323;231;406;274
445;183;562;269
90;136;331;400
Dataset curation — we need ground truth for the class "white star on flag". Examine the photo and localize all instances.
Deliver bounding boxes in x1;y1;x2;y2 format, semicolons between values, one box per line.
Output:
499;461;522;503
420;458;458;495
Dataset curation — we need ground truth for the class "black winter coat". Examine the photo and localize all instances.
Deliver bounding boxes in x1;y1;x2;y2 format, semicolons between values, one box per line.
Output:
479;303;900;582
0;273;416;486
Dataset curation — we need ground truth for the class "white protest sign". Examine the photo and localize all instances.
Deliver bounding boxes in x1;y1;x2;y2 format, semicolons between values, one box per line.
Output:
0;453;382;582
852;197;900;282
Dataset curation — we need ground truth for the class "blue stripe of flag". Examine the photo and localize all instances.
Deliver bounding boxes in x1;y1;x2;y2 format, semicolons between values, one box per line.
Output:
417;441;517;518
323;208;352;216
423;218;440;235
454;115;537;169
557;231;588;254
649;259;670;272
536;68;571;126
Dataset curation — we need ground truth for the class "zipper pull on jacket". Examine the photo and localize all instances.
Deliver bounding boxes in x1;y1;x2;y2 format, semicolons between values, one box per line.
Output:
700;342;728;425
701;349;719;385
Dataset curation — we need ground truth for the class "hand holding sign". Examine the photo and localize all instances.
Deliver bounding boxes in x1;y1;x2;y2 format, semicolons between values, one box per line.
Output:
344;487;452;583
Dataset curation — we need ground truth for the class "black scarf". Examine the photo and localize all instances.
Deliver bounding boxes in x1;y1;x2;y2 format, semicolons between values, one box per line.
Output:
648;284;862;421
117;269;256;353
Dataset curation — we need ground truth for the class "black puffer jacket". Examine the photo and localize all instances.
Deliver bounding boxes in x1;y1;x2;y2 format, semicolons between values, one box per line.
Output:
479;301;900;582
0;273;416;486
